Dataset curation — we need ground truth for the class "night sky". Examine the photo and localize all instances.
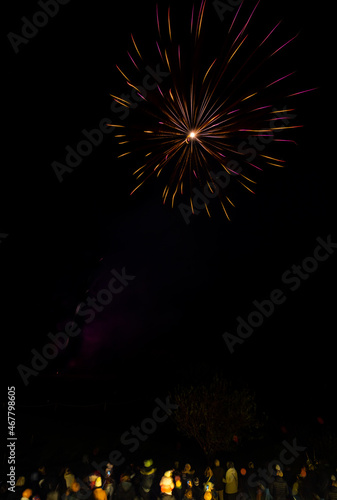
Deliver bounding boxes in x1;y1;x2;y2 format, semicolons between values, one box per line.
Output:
2;0;336;455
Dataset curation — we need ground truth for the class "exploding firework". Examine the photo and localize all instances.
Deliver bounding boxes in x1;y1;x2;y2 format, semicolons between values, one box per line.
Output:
109;0;316;220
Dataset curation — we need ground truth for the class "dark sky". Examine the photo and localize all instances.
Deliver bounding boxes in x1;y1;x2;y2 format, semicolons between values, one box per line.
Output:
2;0;336;434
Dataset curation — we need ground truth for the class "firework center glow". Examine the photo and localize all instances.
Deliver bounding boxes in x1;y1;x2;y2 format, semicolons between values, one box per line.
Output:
188;131;197;139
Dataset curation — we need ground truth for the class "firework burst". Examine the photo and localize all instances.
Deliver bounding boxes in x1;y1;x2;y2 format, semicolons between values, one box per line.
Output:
110;0;316;220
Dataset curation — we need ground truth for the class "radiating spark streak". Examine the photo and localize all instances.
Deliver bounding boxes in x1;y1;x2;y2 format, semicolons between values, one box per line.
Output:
118;152;131;158
251;105;272;112
251;134;274;137
213;33;248;91
220;201;231;220
196;90;244;132
238;181;256;194
106;124;125;128
287;88;318;97
270;116;292;121
114;100;129;108
228;0;243;34
271;125;303;130
194;89;214;125
171;185;180;208
166;96;189;127
202;59;217;84
224;166;240;175
155;163;162;175
269;34;299;58
156;4;161;38
258;20;282;47
110;94;130;104
168;6;172;42
116;65;130;82
241;92;258;102
165;50;171;72
271;108;295;113
241;175;257;184
274;139;298;144
156;41;164;62
228;35;248;64
234;0;260;45
127;81;141;93
134;164;147;175
130;179;147;195
131;34;143;60
206;181;216;195
127;51;139;70
190;81;194;122
135;172;144;180
249;163;263;171
266;71;296;88
190;4;195;34
267;162;285;168
196;0;206;40
190;197;195;214
111;95;131;107
239;128;271;132
260;154;285;162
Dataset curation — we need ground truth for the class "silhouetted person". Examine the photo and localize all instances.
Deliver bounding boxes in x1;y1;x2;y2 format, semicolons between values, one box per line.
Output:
116;475;136;500
326;476;337;500
269;470;289;500
223;463;238;500
212;461;225;500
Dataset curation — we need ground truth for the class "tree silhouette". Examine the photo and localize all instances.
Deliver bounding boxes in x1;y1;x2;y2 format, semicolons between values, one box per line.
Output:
171;375;263;459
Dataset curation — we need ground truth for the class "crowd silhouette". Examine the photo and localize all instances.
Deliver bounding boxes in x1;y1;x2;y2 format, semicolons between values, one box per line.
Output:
2;454;336;500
